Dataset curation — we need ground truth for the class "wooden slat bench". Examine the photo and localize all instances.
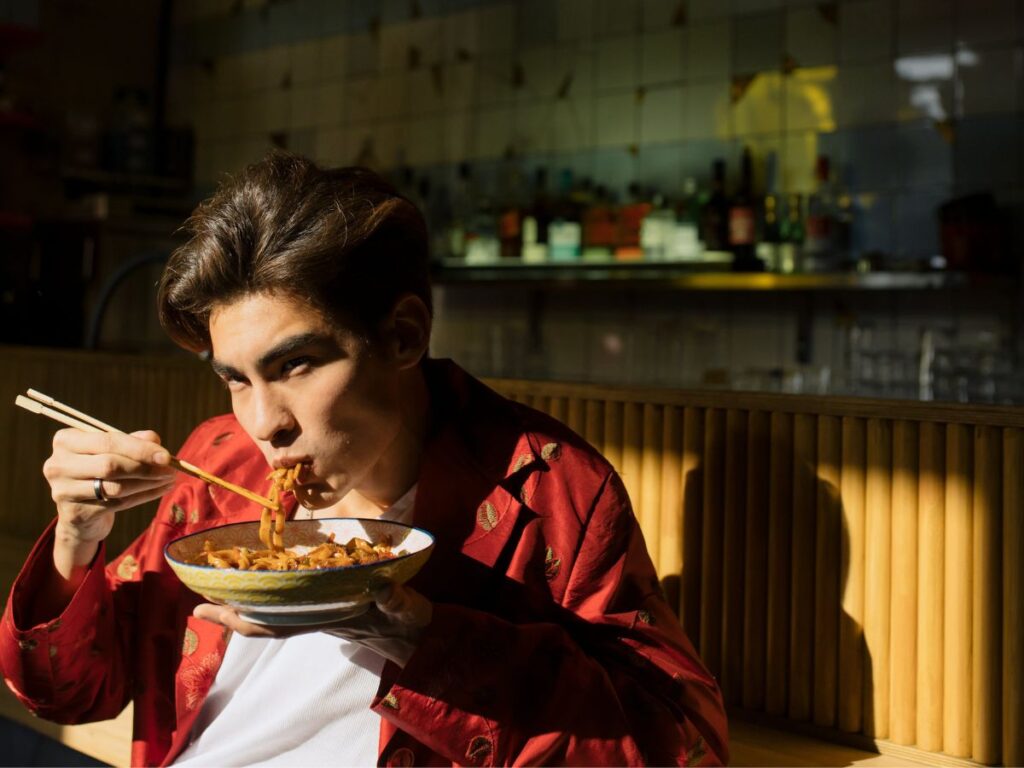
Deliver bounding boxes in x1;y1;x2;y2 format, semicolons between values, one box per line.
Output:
1;346;1019;766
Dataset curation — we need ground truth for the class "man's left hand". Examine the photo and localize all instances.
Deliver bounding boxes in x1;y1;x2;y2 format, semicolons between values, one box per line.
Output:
192;583;433;668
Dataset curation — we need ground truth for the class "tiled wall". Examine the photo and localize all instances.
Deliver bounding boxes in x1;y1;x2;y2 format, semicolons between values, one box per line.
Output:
168;0;1024;400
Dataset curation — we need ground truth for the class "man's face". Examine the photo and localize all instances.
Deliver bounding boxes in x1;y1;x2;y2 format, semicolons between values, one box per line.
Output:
208;292;405;510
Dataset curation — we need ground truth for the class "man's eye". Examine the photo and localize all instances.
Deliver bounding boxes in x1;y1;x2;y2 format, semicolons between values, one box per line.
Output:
281;357;311;374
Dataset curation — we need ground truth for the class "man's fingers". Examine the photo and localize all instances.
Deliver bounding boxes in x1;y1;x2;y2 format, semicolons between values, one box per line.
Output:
54;428;171;465
373;583;432;627
193;603;278;638
50;452;174;482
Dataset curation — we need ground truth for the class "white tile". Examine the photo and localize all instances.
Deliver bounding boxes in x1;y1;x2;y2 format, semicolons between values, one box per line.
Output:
784;67;838;131
474;105;515;158
319;35;348;81
687;20;732;80
444;10;480;61
476;53;517;106
958;47;1020;116
640;85;684;143
514;100;556;153
443;61;477;110
290;84;320;129
313;127;349;166
290;40;321;86
478;3;516;53
518;45;560;102
379;21;412;72
689;0;735;20
595;90;638;146
898;0;953;56
641;28;686;85
834;62;898;127
595;35;639;91
313;81;346;128
406;116;445;165
839;0;894;63
377;72;408;119
407;67;443;116
733;11;783;74
553;98;595;151
955;0;1018;45
785;5;838;68
343;77;376;124
443;110;474;164
557;0;595;42
264;45;291;90
595;0;641;37
642;0;686;31
682;80;731;138
407;17;443;67
555;49;595;96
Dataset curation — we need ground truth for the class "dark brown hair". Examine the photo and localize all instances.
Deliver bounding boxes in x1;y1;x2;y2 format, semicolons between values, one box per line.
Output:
158;152;431;353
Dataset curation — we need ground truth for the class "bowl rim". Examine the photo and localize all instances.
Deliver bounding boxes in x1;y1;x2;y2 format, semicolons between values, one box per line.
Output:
163;517;435;573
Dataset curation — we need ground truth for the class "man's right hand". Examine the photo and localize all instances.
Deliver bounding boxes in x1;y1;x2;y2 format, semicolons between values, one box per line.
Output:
42;428;176;581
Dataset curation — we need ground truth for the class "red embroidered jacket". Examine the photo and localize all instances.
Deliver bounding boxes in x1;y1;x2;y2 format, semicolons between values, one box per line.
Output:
1;361;728;767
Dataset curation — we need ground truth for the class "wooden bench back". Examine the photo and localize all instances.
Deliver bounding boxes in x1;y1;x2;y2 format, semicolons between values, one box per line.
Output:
1;346;1020;765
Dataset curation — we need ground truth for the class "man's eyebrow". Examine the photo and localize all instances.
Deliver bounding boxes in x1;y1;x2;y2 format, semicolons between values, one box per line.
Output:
209;332;329;378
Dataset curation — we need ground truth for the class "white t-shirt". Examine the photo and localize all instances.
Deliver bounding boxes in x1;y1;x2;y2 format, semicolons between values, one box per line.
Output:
173;486;417;767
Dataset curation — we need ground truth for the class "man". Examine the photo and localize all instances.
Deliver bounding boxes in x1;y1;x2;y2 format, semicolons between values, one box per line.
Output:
1;154;728;766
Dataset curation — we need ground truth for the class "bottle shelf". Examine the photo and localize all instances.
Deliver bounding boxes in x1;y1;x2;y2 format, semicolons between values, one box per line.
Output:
432;260;1014;292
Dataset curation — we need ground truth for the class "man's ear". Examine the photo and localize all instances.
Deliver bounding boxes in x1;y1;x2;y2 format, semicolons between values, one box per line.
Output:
384;294;431;369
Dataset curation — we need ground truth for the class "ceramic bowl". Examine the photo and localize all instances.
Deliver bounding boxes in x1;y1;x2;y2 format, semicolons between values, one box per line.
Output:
164;518;434;625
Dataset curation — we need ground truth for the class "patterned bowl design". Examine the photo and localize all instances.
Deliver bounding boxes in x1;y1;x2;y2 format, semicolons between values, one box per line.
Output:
164;518;434;623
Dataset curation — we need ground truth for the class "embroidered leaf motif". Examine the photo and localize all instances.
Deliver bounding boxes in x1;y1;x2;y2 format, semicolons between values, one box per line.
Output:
685;735;707;766
182;628;199;657
116;555;139;580
181;652;222;712
512;453;531;473
519;484;531;504
190;509;200;524
17;639;36;651
540;442;561;461
48;645;57;658
211;431;234;446
170;504;186;525
544;546;561;580
382;691;399;709
466;735;493;762
477;502;498;532
637;608;655;625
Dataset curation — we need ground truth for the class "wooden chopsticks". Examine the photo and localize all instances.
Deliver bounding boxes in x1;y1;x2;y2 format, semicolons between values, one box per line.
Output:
15;390;278;510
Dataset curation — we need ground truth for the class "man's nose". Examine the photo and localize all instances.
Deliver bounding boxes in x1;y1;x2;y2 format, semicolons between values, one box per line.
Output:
250;386;295;444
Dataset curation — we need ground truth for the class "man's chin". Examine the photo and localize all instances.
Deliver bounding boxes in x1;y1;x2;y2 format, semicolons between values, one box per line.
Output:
294;485;340;510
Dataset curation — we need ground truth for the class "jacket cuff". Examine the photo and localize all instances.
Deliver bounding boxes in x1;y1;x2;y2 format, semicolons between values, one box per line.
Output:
1;520;108;708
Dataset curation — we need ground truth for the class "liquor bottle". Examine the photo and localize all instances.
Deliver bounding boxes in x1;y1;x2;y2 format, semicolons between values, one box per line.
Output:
498;163;525;260
641;191;675;261
668;176;703;262
778;193;804;273
700;159;730;256
446;162;473;260
728;146;760;271
804;154;837;271
521;167;551;263
582;184;617;261
757;151;782;271
548;168;582;261
616;182;652;261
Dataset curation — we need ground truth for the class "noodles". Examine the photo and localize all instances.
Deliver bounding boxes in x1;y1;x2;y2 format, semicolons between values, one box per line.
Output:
189;533;398;571
259;464;305;550
187;462;401;570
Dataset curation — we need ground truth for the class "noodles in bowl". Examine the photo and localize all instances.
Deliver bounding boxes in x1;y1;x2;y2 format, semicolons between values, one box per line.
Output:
164;518;435;626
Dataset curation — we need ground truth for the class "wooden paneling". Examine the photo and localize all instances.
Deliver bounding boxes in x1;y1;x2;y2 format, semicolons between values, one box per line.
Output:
3;350;1021;767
